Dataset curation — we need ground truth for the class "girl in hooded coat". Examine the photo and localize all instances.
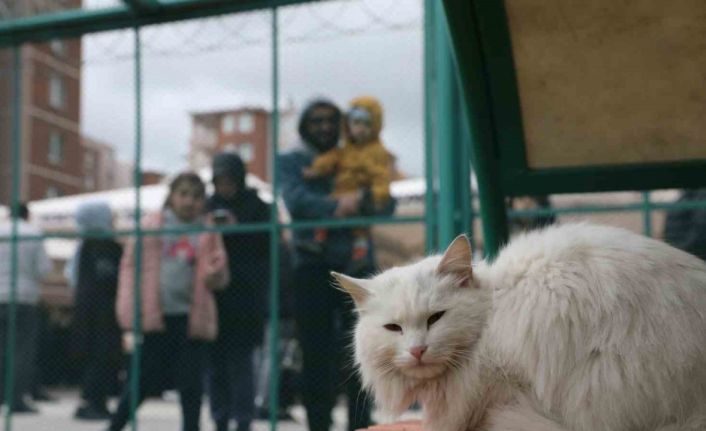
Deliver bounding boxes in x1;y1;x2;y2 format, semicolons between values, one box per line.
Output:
107;172;229;431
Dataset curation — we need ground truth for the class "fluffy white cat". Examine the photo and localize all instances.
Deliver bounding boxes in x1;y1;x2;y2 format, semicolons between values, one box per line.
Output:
334;223;706;431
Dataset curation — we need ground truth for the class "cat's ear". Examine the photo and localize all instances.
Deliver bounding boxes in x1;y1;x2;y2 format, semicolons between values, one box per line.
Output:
436;234;474;287
331;271;371;307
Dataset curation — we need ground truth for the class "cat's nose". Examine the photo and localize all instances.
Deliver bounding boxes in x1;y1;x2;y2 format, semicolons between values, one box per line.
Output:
409;345;427;361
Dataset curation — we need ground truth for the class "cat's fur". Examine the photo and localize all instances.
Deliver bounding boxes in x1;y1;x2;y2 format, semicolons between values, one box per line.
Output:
334;223;706;431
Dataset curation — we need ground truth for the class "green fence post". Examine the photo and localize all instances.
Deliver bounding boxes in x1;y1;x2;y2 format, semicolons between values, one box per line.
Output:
642;192;653;237
3;44;22;431
268;7;281;431
423;0;437;253
129;26;144;431
433;0;461;248
440;0;508;259
457;93;473;242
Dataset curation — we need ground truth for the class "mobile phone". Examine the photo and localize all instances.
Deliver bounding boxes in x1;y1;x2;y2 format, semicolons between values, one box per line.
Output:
212;209;231;225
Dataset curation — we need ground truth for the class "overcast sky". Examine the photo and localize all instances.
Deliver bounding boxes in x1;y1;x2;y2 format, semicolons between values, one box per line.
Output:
80;0;424;177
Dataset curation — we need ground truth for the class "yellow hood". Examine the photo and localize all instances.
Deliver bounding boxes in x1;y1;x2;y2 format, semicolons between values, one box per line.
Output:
348;96;383;138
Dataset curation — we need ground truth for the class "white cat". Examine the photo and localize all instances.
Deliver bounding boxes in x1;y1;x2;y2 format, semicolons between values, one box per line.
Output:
334;223;706;431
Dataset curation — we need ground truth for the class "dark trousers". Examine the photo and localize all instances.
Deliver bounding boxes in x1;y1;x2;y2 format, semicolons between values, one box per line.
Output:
0;303;39;407
80;327;121;407
31;306;52;396
294;264;372;431
108;316;206;431
207;327;257;429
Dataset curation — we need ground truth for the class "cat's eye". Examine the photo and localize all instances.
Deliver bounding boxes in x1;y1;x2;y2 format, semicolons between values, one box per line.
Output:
427;311;446;328
383;323;403;333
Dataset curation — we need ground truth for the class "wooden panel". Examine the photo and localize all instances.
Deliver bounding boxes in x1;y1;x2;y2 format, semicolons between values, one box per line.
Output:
505;0;706;168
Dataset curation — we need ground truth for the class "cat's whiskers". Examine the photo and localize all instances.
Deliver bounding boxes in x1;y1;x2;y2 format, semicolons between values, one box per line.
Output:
373;354;399;375
438;345;474;373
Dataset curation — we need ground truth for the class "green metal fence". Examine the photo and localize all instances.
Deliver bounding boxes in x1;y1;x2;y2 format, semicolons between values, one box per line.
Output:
1;2;706;431
0;3;435;431
3;45;23;431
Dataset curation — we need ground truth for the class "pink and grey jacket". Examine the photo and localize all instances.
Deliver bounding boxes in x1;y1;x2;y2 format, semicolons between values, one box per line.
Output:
116;211;229;341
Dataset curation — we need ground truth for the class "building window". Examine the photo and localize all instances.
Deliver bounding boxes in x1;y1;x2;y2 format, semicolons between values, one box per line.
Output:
192;151;211;170
50;39;66;57
222;114;236;134
84;152;95;170
84;176;95;190
223;142;237;153
45;186;61;199
238;113;254;133
107;168;115;188
194;124;217;148
48;132;63;165
49;73;65;109
239;142;254;163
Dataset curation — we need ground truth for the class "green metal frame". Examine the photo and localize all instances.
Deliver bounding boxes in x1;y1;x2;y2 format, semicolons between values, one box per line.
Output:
423;0;477;250
444;0;706;196
441;0;706;255
472;0;706;196
267;8;281;431
0;2;432;431
423;0;437;253
15;0;697;426
0;0;323;46
433;0;460;248
129;27;144;431
121;0;162;14
0;216;426;245
9;199;706;247
439;0;509;257
3;46;22;431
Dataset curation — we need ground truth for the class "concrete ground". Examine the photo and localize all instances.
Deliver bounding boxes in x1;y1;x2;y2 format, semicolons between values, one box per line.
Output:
2;388;421;431
2;388;328;431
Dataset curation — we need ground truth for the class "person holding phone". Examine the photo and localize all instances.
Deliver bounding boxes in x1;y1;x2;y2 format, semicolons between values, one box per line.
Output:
211;209;234;225
206;152;270;431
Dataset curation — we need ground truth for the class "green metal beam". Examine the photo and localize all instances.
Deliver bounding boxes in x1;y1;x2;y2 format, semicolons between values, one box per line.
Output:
502;161;706;196
423;0;437;253
129;27;144;431
0;0;322;47
457;91;473;241
267;7;281;431
121;0;162;13
426;0;474;252
0;216;427;244
440;0;508;259
433;0;458;248
15;198;706;244
3;45;22;431
641;192;653;237
445;0;706;198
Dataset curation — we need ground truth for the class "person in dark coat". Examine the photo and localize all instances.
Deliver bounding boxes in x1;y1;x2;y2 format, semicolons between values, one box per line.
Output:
206;152;270;431
66;201;123;420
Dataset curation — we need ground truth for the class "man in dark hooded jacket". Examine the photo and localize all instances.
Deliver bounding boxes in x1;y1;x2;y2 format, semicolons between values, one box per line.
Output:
278;99;394;431
206;152;270;431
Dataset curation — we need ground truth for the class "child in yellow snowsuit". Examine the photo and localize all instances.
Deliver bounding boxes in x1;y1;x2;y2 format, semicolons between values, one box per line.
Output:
302;96;392;271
